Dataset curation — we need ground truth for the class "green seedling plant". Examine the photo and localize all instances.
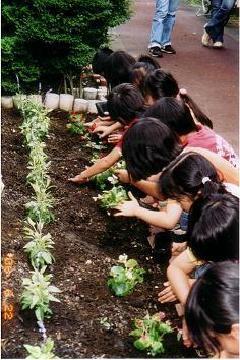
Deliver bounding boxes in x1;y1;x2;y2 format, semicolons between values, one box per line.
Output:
24;338;59;359
21;266;61;321
25;180;55;223
92;159;125;190
94;185;128;209
66;121;86;135
20;100;50;146
26;143;50;186
23;218;55;269
130;312;173;356
108;254;145;297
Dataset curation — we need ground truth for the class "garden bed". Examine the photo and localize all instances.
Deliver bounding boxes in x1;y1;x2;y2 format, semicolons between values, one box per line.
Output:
1;108;196;358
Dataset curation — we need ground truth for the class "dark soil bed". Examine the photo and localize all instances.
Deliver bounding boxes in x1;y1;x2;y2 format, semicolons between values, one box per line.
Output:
1;108;197;359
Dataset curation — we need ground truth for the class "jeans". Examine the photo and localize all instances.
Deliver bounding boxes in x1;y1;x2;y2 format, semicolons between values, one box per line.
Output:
205;0;235;42
149;0;180;48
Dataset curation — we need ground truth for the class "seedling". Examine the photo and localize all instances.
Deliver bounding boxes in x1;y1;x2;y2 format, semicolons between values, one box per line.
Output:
107;254;145;297
21;266;61;321
99;317;113;330
24;338;58;359
66;121;86;135
23;218;55;269
94;185;128;209
130;312;173;356
26;143;50;186
25;180;55;223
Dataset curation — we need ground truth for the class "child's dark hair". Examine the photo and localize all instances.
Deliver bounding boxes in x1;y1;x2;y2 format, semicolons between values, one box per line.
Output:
187;193;239;262
104;51;136;89
130;57;160;92
179;92;213;129
92;47;113;75
122;117;182;181
144;97;198;136
107;83;145;125
159;152;226;201
143;69;179;99
185;261;239;355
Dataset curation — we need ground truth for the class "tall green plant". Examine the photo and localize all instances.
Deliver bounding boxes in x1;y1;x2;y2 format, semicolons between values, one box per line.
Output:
2;0;132;94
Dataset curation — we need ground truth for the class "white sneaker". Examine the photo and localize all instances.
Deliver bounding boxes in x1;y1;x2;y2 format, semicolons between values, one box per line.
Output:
201;30;212;47
213;41;223;48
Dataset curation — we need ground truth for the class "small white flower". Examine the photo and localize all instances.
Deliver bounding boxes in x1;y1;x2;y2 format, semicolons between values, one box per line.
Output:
118;254;128;264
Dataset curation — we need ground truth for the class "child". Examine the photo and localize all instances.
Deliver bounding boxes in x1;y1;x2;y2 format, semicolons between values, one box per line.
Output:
165;193;239;349
185;262;239;358
68;83;145;184
144;97;238;167
143;69;213;128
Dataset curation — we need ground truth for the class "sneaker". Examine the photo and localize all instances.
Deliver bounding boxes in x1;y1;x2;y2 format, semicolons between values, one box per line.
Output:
201;30;212;47
148;46;163;57
213;41;223;48
161;45;176;54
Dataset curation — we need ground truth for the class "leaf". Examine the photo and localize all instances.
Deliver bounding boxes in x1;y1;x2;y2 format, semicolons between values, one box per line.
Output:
134;338;150;351
126;259;138;268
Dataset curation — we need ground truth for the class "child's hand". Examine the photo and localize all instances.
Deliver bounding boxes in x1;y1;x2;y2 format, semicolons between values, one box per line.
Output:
115;169;130;184
93;125;112;138
84;116;108;128
114;192;139;217
108;133;122;144
68;173;89;184
158;281;177;303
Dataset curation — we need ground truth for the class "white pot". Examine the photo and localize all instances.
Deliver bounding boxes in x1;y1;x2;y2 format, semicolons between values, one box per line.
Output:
1;96;13;109
83;87;98;100
27;95;42;105
44;93;59;110
13;95;27;109
59;94;74;112
73;99;89;113
97;86;108;100
88;100;100;114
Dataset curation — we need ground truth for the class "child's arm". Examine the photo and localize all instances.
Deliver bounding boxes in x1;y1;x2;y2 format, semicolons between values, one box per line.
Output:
185;146;239;185
115;169;164;199
93;122;123;138
68;147;121;183
167;250;196;305
84;116;113;128
115;194;182;230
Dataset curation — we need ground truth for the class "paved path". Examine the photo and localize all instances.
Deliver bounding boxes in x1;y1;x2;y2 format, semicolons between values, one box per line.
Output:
111;0;239;152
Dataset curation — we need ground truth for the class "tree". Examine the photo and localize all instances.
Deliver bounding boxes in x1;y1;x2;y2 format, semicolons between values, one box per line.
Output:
2;0;132;95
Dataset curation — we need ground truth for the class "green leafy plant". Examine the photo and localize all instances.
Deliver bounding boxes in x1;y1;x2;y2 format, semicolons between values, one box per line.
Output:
21;266;61;321
26;143;50;186
24;338;58;359
94;185;128;209
23;218;55;269
66;121;86;135
130;312;173;356
20;100;50;146
25;179;55;224
107;254;145;297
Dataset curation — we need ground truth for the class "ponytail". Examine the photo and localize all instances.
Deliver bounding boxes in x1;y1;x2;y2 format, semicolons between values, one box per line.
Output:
179;93;213;129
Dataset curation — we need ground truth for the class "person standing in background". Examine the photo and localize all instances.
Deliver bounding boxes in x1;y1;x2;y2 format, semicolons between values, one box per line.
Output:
148;0;179;57
202;0;236;48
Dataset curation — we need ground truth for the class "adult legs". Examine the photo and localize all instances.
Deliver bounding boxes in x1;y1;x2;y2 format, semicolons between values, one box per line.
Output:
205;0;235;42
161;0;179;46
149;0;170;48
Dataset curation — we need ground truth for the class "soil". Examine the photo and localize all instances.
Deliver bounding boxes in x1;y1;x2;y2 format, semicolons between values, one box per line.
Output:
1;108;197;359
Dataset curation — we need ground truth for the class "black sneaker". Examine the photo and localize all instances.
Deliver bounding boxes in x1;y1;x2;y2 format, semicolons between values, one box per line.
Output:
148;46;163;58
161;45;176;54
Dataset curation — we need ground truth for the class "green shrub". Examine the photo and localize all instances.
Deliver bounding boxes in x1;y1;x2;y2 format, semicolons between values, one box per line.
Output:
2;0;132;94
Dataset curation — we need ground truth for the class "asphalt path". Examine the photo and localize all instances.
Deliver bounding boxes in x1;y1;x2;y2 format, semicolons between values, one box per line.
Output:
111;0;239;152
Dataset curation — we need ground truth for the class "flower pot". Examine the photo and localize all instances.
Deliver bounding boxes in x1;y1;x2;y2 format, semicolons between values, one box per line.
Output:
13;95;27;109
44;93;59;110
1;96;13;109
97;86;108;100
73;99;89;113
59;94;74;112
27;95;42;105
83;87;98;100
87;100;99;114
